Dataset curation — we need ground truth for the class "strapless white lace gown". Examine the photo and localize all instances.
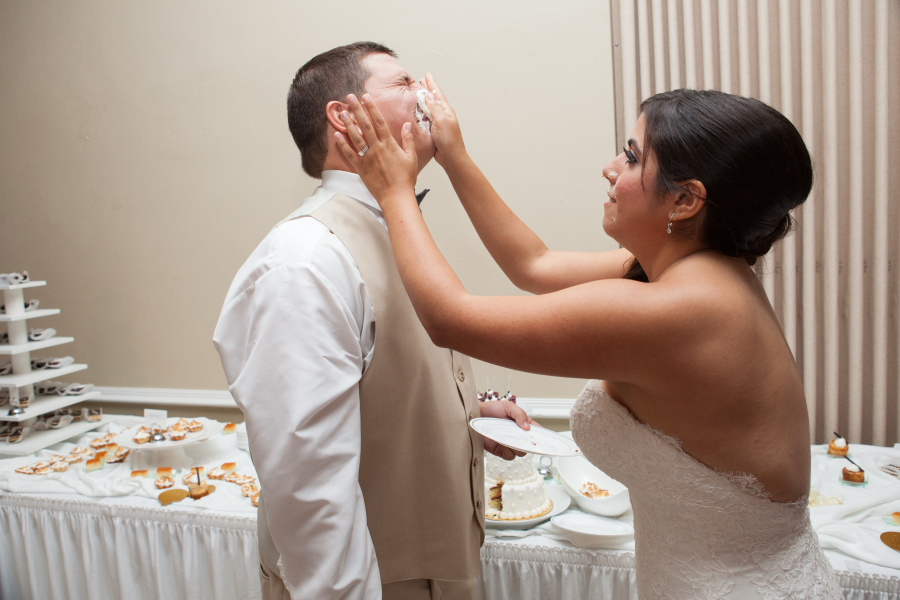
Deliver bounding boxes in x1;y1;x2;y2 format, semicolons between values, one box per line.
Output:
570;380;843;599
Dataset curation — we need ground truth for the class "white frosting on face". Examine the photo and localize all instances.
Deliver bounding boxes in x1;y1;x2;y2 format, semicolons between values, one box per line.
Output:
833;438;847;448
415;90;433;133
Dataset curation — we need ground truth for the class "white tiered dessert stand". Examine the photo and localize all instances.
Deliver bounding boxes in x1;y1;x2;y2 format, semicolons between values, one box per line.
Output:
0;278;105;456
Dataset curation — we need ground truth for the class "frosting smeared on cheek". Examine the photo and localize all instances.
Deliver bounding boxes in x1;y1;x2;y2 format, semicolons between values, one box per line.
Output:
415;90;432;133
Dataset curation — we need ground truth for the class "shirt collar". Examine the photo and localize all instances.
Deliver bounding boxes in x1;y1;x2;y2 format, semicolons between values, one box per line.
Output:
321;171;382;215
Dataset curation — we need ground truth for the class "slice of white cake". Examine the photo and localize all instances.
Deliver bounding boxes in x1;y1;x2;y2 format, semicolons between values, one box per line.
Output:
484;452;552;520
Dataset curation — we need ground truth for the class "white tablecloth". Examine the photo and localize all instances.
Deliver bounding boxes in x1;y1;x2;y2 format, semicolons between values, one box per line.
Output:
1;420;900;599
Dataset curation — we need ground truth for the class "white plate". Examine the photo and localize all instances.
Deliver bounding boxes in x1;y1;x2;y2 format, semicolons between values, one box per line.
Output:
558;454;632;517
113;417;225;450
551;513;634;548
470;419;582;457
484;485;571;530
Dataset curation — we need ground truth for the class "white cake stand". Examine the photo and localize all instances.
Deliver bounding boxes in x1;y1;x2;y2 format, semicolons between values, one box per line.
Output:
115;418;225;469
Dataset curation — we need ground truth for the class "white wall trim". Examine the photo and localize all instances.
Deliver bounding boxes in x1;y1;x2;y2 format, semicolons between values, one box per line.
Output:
93;387;576;418
94;386;238;408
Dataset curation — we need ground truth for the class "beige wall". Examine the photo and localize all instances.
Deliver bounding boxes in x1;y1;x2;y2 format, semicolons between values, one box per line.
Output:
0;1;619;400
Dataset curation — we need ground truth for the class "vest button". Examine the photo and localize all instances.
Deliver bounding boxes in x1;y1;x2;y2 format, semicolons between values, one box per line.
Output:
457;370;466;383
476;500;483;509
473;458;479;467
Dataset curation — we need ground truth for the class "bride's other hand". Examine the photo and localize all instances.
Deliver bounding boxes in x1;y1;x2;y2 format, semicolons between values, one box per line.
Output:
422;73;466;166
479;400;541;460
335;93;418;208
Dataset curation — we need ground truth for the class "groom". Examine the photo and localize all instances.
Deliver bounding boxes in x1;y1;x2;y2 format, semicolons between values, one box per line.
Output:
214;42;532;600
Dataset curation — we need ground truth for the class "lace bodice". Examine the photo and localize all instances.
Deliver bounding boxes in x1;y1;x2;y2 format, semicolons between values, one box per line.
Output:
570;380;842;599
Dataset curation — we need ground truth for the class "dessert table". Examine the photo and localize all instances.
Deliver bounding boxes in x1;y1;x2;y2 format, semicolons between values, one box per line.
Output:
1;417;899;600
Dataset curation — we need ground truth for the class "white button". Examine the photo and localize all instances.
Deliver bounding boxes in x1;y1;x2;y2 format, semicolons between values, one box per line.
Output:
457;370;466;383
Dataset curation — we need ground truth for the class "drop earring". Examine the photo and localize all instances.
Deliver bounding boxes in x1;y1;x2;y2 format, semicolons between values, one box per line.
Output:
667;213;675;234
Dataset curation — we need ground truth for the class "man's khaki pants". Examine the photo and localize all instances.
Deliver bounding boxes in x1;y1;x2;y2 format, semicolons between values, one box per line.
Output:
257;494;476;600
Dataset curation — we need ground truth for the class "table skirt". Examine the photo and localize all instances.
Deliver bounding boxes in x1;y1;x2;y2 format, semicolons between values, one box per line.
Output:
2;492;899;600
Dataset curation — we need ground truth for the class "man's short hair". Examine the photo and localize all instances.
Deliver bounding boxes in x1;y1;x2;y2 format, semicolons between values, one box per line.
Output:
287;42;397;179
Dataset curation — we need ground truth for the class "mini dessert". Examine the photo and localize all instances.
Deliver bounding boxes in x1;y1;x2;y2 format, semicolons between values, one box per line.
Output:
828;436;849;457
223;423;237;434
15;465;34;475
33;465;52;475
169;429;187;441
182;467;206;485
89;437;108;450
71;446;91;456
7;427;27;443
51;461;68;473
156;467;174;479
581;482;612;499
85;458;104;472
208;467;225;480
86;408;103;422
65;454;83;464
891;512;900;525
251;492;260;507
484;452;552;520
188;480;210;499
134;429;151;444
155;476;175;489
242;483;260;498
108;447;130;463
221;462;237;473
225;473;256;485
131;470;150;478
414;89;433;133
51;454;67;463
102;443;119;455
94;451;108;464
186;420;204;433
33;461;50;470
842;465;865;483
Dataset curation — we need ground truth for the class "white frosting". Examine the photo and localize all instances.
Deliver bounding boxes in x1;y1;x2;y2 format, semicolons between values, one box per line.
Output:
415;90;432;132
844;464;861;473
484;452;551;520
833;438;847;448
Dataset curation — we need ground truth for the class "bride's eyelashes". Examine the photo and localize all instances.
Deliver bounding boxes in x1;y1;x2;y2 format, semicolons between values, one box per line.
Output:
623;147;638;164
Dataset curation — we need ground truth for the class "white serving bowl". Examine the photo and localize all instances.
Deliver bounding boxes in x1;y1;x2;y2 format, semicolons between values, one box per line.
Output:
550;513;634;549
558;455;631;517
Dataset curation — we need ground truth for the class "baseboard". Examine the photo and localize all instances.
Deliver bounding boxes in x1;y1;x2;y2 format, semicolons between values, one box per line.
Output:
92;387;577;418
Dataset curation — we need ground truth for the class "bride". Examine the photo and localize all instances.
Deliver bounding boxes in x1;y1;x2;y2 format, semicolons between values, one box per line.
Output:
333;80;842;598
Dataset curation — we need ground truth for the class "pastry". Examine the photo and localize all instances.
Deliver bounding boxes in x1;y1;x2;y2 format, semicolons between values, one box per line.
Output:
86;408;103;422
169;430;187;441
483;452;552;520
85;458;104;472
89;437;108;450
251;492;260;507
828;436;849;457
94;451;108;464
842;465;865;483
65;454;83;464
155;476;174;489
51;461;68;473
186;420;204;433
223;423;237;434
131;470;150;478
224;473;255;485
156;467;174;478
208;467;225;480
33;465;52;475
581;482;612;499
108;447;130;463
221;462;237;473
182;467;206;485
241;483;260;498
133;429;151;444
15;465;34;475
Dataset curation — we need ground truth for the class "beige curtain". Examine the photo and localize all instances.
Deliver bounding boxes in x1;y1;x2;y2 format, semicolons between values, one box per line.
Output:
609;0;900;445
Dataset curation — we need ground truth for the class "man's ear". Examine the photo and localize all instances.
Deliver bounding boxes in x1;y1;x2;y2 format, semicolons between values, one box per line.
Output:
325;100;349;133
673;179;707;220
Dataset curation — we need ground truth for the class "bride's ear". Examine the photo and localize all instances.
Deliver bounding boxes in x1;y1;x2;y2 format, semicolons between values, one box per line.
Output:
326;100;349;133
673;179;707;221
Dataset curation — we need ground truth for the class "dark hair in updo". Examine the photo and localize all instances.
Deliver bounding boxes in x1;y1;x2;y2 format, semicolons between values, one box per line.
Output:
624;89;813;282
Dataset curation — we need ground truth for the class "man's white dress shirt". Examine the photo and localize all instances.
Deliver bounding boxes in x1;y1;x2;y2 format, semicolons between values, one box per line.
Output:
214;171;385;600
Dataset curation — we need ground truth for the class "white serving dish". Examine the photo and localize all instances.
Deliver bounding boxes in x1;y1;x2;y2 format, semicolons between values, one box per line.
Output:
114;417;224;450
550;513;634;549
558;455;631;517
484;484;570;530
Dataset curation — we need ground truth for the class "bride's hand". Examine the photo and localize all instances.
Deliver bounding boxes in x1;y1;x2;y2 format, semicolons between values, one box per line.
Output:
421;74;467;166
335;93;418;209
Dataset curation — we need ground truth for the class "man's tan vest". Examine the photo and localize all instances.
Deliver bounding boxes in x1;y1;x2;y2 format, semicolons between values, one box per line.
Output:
262;190;485;584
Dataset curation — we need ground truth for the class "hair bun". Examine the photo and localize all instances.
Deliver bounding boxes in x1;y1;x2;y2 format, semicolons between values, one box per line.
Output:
739;213;793;266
